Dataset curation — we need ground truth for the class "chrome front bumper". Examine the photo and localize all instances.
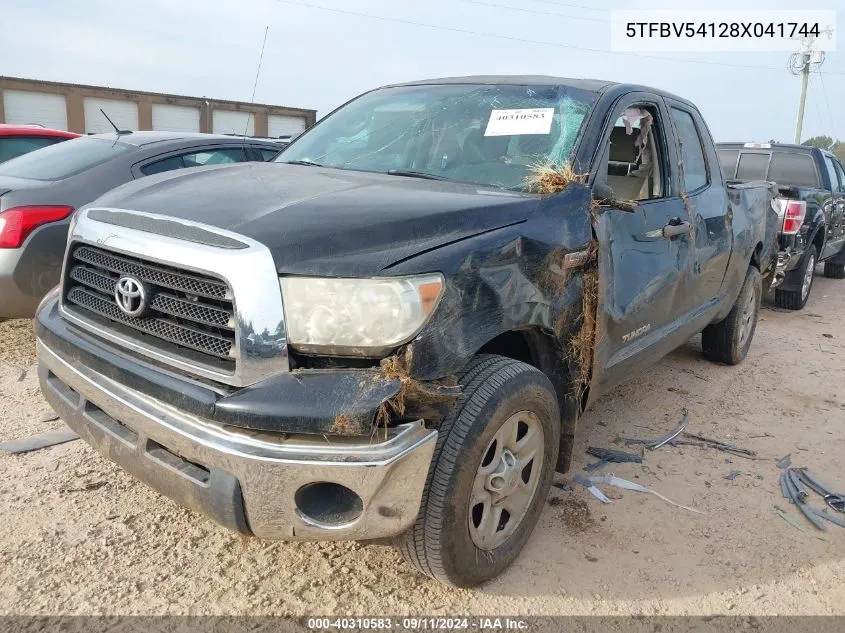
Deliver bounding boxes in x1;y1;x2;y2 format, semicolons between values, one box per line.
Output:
37;338;437;540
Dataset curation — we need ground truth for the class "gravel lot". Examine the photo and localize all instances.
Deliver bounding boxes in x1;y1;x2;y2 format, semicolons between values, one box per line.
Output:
1;277;844;616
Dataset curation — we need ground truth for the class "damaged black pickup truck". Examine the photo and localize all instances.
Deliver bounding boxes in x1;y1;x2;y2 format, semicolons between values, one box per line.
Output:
35;77;778;587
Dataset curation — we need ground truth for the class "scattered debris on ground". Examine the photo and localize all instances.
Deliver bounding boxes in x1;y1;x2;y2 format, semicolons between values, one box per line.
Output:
616;408;688;449
586;446;642;464
776;454;793;469
724;470;742;481
556;497;595;532
778;467;845;532
0;427;79;454
582;474;701;514
617;410;756;458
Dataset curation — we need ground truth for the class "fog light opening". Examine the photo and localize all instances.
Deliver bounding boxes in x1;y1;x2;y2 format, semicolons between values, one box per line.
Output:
295;482;363;527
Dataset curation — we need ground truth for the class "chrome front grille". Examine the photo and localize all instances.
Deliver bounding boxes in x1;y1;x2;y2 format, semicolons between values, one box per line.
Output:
73;245;229;300
59;207;289;387
64;245;236;364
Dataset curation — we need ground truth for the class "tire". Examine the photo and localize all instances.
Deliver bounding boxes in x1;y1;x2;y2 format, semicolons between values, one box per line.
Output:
775;246;817;310
702;265;762;365
823;261;845;279
397;354;560;587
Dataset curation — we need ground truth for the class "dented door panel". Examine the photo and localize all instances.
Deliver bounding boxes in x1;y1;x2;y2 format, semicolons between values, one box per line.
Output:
665;101;733;314
586;93;697;398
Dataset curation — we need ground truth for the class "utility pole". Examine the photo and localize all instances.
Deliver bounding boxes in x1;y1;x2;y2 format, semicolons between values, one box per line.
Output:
793;49;811;144
789;32;830;144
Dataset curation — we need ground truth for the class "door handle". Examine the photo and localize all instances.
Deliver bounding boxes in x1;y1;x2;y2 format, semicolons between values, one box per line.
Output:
662;220;692;239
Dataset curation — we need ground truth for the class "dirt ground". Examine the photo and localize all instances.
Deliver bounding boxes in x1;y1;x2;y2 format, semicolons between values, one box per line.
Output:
1;276;843;617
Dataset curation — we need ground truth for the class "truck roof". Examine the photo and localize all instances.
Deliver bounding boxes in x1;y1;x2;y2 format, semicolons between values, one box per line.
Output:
717;142;815;152
386;75;697;109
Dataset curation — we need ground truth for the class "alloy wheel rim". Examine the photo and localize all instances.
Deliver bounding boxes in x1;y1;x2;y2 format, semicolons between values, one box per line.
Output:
468;411;544;551
802;255;815;301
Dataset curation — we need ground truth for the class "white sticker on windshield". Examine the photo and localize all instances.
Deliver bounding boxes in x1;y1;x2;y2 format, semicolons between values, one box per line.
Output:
484;108;554;137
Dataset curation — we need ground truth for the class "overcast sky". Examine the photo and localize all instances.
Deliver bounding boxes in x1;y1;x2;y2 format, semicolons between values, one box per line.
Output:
4;0;843;143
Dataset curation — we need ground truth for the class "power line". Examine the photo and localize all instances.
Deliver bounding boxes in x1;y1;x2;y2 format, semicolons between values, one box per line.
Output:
245;25;270;136
808;74;825;135
272;0;844;74
526;0;610;12
462;0;611;24
815;70;838;139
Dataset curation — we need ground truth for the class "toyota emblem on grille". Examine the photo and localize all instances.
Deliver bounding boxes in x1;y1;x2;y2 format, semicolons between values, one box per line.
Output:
115;276;148;317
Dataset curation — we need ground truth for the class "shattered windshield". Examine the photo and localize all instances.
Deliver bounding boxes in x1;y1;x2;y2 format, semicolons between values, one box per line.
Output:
277;83;597;191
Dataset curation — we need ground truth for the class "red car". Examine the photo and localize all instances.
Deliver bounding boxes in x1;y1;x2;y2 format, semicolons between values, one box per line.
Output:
0;124;79;163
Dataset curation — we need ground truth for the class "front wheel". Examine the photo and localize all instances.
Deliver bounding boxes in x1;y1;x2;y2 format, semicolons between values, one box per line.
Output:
702;265;762;365
397;355;559;587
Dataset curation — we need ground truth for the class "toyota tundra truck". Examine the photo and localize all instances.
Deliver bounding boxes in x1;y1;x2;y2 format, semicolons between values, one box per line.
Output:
35;77;778;587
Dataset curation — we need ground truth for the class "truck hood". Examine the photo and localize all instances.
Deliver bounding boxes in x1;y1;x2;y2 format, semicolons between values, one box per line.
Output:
91;162;540;276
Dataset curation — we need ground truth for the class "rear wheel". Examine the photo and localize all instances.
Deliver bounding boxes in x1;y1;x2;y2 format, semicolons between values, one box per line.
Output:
397;354;559;587
775;246;816;310
702;265;761;365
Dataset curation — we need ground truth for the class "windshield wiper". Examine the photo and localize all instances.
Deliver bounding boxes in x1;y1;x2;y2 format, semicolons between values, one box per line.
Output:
387;169;450;181
281;159;324;167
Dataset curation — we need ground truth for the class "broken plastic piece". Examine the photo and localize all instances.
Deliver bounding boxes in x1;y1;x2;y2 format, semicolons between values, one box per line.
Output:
587;474;702;514
724;470;741;481
585;486;612;504
649;409;689;450
0;427;79;454
573;473;612;504
773;505;806;532
778;471;792;501
586;446;642;464
810;507;845;529
583;460;609;473
776;454;792;469
787;470;808;500
677;433;757;458
616;409;689;450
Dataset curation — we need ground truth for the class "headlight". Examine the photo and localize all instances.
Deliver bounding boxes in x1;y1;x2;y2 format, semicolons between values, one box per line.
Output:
280;274;444;356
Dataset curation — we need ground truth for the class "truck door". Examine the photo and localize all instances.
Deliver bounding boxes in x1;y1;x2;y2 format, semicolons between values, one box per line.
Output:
664;100;732;309
588;93;696;398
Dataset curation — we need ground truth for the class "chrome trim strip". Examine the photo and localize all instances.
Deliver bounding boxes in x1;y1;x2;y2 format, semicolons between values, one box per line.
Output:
62;207;288;387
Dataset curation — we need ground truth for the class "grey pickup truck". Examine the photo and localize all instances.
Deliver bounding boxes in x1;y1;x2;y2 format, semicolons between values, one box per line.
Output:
36;77;778;587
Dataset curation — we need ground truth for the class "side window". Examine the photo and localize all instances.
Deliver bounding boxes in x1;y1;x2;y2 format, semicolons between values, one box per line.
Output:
670;108;708;191
0;136;61;163
823;156;840;192
718;149;739;179
834;160;845;193
182;147;247;168
736;152;769;180
140;148;249;176
604;104;666;201
767;152;819;187
141;155;184;176
258;148;280;161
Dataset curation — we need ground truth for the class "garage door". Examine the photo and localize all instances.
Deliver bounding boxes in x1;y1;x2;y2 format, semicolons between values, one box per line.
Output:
152;104;200;132
83;98;138;134
268;114;306;137
3;90;68;130
213;110;254;136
